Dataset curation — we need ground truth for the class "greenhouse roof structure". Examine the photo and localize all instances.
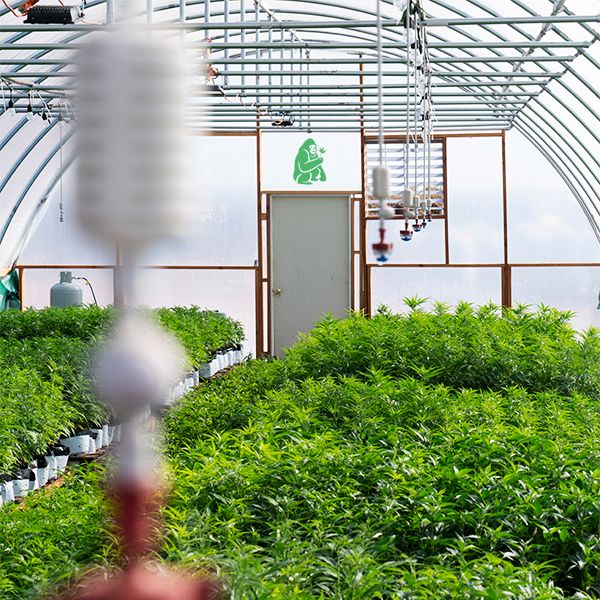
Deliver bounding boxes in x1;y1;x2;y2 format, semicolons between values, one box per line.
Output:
1;0;600;263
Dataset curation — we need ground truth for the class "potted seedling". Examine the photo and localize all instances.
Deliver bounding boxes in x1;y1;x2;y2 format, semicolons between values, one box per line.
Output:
31;455;49;488
235;344;244;365
12;468;33;497
85;429;101;453
27;464;40;493
210;355;220;376
112;423;122;444
60;432;91;456
91;427;104;449
45;450;58;480
0;474;14;504
52;444;70;474
198;361;212;379
103;423;112;446
107;416;121;446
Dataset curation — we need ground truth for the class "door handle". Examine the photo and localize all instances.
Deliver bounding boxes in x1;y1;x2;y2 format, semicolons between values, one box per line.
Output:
273;288;282;296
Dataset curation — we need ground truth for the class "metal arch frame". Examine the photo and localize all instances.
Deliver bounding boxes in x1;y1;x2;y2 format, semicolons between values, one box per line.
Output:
0;120;74;246
9;149;78;268
512;120;600;244
1;1;600;254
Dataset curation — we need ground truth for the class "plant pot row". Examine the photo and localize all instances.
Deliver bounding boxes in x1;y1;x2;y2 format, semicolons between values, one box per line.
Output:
0;344;244;509
198;345;245;380
0;444;70;506
0;424;124;508
167;345;245;404
60;424;123;457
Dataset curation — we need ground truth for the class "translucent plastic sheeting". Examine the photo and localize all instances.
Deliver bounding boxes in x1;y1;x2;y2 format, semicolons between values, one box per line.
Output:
1;0;600;253
367;218;446;265
138;135;258;266
19;166;117;266
124;268;256;354
506;130;600;263
512;266;600;332
21;135;258;268
0;119;68;267
370;266;502;311
446;137;504;264
22;268;115;308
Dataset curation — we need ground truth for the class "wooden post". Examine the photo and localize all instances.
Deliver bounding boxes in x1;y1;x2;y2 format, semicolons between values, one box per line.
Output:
442;137;450;264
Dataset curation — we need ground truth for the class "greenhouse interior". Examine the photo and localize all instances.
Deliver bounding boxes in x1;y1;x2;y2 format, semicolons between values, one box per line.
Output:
1;0;600;598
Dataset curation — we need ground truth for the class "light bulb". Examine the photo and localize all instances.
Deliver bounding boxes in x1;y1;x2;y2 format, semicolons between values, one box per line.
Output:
372;227;394;263
26;104;34;120
7;99;16;116
400;222;413;242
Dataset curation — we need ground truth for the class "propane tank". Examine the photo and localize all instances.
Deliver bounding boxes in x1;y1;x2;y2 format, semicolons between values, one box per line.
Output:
50;271;83;308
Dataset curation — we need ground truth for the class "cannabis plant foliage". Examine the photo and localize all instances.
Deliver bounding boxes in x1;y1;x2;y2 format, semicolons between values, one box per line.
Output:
282;303;600;398
165;366;600;598
163;305;600;598
0;466;110;600
0;306;243;473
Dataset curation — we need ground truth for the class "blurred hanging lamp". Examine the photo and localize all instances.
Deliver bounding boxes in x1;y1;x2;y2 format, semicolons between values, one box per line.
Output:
371;0;394;263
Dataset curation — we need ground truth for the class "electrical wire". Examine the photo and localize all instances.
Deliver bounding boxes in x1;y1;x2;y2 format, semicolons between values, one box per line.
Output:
58;104;64;223
1;0;23;18
376;0;384;166
404;1;411;194
413;11;418;200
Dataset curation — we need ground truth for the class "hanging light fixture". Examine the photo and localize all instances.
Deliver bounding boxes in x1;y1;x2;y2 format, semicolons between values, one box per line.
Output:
371;0;394;263
397;0;434;240
26;94;35;120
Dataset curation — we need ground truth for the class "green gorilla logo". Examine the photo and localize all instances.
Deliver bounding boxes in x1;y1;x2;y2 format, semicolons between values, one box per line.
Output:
293;138;327;185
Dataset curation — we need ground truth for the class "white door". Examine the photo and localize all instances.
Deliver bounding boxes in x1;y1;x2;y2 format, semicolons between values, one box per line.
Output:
271;195;351;355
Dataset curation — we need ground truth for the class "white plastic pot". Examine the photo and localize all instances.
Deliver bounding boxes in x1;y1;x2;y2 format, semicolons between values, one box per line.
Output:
53;446;70;474
198;363;211;379
56;454;69;474
28;474;39;492
91;428;104;449
193;370;200;386
61;435;91;456
35;466;49;488
113;424;122;444
45;455;58;480
103;424;111;446
210;358;220;376
0;480;14;503
12;477;29;497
